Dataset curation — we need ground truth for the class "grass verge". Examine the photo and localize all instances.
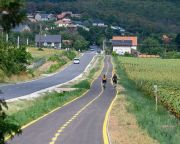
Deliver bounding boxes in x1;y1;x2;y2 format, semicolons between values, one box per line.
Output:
112;56;180;144
109;92;159;144
8;89;85;126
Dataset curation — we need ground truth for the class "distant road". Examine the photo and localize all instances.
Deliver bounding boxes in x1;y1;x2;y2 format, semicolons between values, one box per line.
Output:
8;56;116;144
0;51;95;100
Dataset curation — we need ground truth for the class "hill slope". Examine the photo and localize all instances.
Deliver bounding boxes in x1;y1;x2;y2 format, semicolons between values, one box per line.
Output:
26;0;180;33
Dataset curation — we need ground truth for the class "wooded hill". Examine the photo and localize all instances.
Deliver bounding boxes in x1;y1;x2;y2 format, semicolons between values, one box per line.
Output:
26;0;180;34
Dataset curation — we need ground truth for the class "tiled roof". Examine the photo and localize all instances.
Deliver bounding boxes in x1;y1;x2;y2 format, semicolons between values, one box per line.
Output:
35;35;61;43
112;36;137;46
112;40;132;46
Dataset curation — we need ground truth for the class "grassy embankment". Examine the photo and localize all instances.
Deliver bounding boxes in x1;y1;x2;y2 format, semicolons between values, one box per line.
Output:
3;47;77;83
110;56;180;144
6;55;104;127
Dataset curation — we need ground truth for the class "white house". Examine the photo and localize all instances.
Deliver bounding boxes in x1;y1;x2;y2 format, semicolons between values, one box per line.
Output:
12;24;31;32
35;13;55;21
55;18;71;27
35;34;61;49
112;36;137;55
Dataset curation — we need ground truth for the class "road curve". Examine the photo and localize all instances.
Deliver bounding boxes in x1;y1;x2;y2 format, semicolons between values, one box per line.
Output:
8;56;116;144
0;51;95;100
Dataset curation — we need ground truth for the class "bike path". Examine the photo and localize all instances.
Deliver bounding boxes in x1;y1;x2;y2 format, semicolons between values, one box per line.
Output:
8;56;116;144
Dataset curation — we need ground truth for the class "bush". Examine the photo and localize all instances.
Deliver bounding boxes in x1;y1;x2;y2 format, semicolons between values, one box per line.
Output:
124;52;134;57
163;52;180;59
112;51;118;57
73;80;90;89
48;55;60;62
63;51;76;60
0;100;21;144
0;69;6;82
0;39;32;76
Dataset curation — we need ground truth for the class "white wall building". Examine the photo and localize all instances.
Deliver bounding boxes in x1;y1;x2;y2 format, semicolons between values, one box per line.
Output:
112;36;137;55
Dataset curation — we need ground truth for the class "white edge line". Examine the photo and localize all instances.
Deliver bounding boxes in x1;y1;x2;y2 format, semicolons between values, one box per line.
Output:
6;54;97;102
0;53;85;88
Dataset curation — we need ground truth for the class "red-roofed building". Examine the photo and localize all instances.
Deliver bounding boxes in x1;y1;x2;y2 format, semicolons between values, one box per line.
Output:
112;36;138;55
55;18;71;27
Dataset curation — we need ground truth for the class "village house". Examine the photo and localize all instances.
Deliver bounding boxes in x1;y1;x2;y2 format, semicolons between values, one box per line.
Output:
35;34;61;49
35;13;55;21
55;18;72;27
112;36;138;55
92;19;107;27
12;24;31;32
57;11;81;20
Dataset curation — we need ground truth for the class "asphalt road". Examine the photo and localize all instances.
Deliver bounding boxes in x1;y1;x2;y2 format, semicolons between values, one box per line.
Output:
0;51;95;100
8;56;116;144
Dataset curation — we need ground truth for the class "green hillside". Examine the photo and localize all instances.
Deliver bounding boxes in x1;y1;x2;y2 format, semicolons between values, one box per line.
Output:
26;0;180;33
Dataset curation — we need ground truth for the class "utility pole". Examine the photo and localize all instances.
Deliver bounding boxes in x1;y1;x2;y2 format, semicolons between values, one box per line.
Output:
17;36;20;48
103;39;106;54
27;38;29;46
39;24;42;49
6;33;8;42
153;85;158;111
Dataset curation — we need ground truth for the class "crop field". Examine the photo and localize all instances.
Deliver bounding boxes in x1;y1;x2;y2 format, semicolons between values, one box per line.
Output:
117;57;180;117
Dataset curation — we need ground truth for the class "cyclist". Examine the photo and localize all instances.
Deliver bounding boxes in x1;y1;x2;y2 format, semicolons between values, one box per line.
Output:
112;73;117;88
102;74;107;89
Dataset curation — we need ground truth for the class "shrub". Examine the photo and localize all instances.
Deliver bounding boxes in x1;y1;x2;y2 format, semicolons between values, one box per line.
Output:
0;39;32;76
63;51;76;60
73;80;90;89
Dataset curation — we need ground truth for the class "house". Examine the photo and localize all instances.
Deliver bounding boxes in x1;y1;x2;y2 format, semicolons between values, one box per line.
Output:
57;12;81;20
27;14;37;23
76;24;90;31
12;24;31;32
92;19;107;27
35;34;61;49
112;36;137;55
57;12;72;20
0;26;3;33
55;18;71;27
71;13;81;18
35;13;55;21
111;26;125;32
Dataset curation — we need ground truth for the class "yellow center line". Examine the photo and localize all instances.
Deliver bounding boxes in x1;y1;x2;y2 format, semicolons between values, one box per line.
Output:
49;57;110;144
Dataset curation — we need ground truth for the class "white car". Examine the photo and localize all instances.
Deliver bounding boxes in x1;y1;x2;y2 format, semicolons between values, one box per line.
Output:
73;58;80;64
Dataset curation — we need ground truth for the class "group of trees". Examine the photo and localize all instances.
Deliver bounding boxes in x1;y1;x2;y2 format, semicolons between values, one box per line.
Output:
175;33;180;51
26;0;180;34
138;33;180;56
78;26;113;46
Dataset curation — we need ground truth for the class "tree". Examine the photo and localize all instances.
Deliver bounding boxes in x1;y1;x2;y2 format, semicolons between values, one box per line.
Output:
73;37;89;51
0;1;27;141
0;99;22;144
139;37;163;55
0;0;26;33
175;33;180;51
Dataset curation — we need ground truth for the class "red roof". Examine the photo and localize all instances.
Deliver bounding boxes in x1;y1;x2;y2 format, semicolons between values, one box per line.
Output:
112;36;137;46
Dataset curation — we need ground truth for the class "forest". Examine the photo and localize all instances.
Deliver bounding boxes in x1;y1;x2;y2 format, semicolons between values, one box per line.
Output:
26;0;180;34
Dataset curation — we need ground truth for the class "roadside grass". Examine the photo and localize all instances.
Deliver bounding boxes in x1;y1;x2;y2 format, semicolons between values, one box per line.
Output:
109;92;159;144
113;56;180;144
28;47;63;59
9;89;85;126
73;80;90;89
6;54;104;130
